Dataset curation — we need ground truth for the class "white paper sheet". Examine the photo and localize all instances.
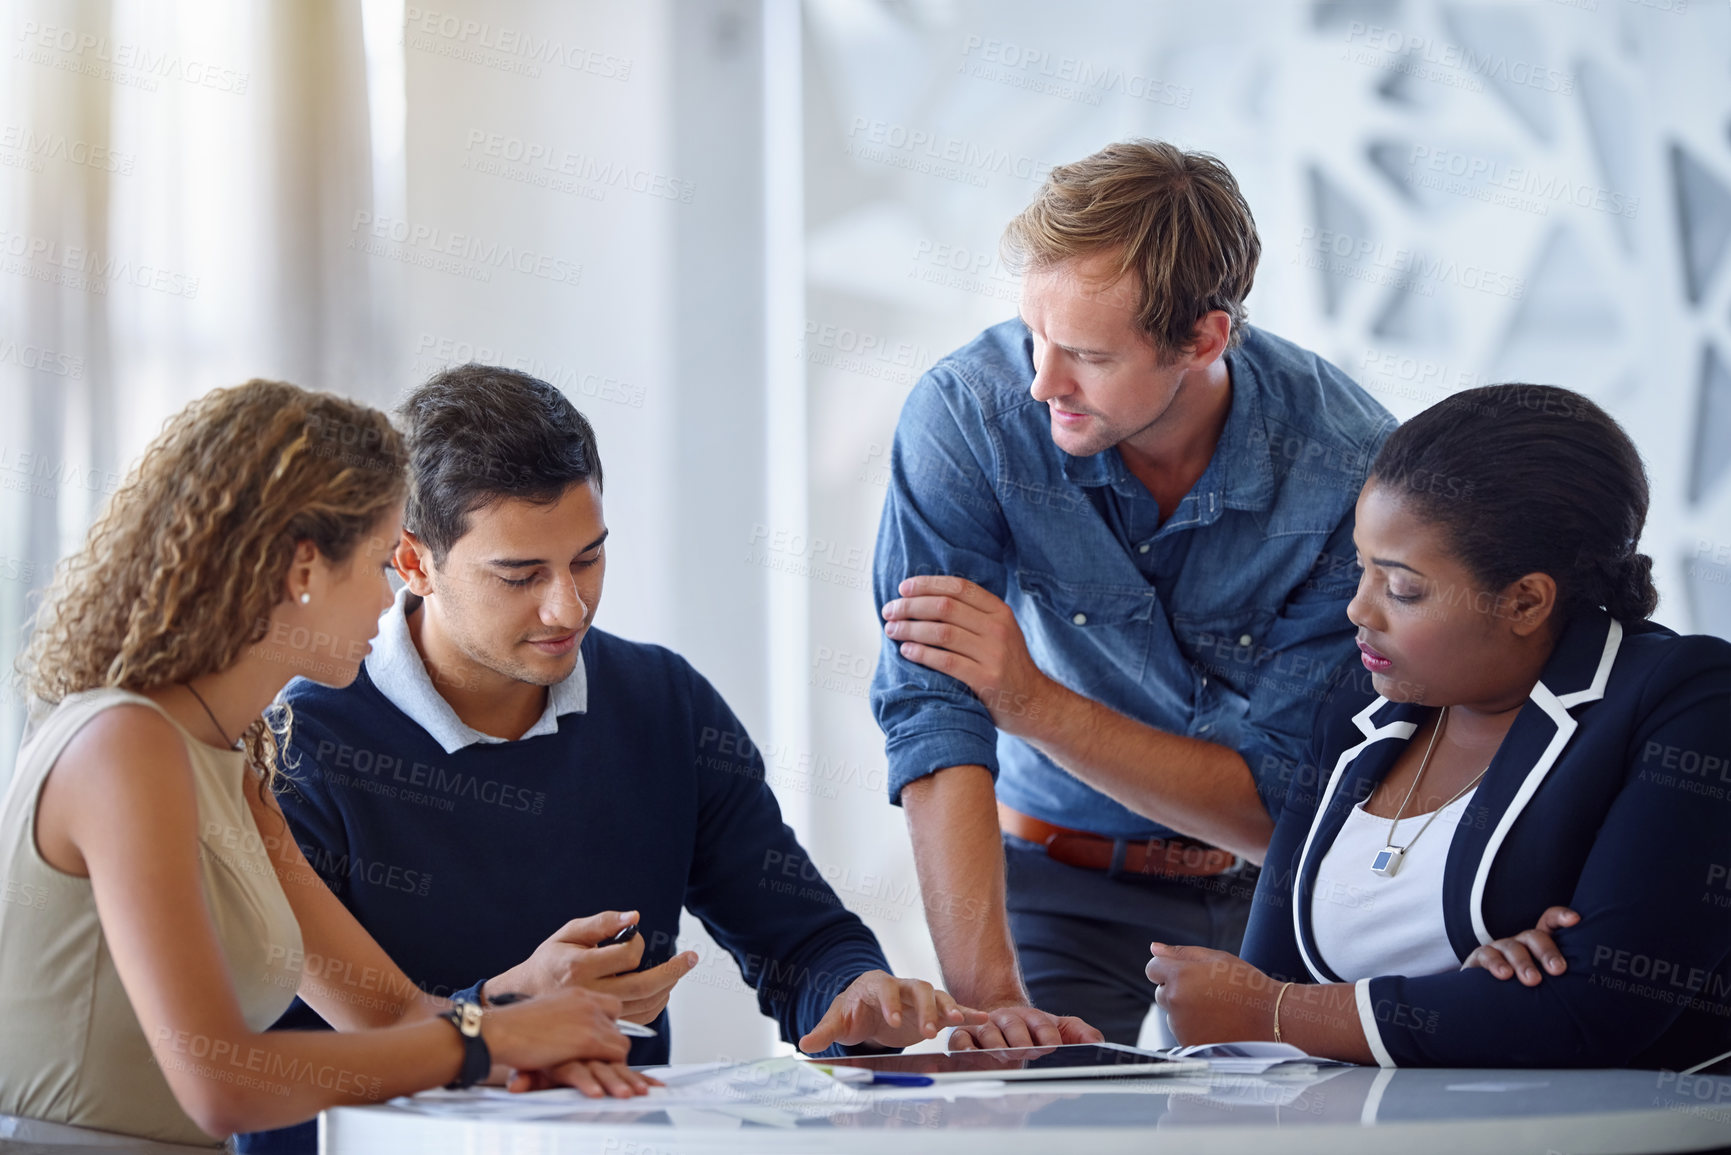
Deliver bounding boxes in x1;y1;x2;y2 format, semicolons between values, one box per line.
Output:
1163;1040;1350;1074
393;1058;872;1122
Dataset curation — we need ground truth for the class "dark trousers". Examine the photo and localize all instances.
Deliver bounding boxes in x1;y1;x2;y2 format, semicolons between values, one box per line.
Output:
1004;833;1259;1045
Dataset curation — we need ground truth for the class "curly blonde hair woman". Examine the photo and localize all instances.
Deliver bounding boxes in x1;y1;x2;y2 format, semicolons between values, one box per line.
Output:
0;381;637;1150
19;381;403;792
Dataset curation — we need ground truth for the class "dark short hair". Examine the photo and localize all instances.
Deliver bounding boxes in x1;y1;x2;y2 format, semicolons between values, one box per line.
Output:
399;363;602;562
1368;384;1658;624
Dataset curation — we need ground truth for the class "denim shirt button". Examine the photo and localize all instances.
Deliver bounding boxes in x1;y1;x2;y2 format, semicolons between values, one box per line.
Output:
1137;543;1150;554
1071;612;1088;625
1238;634;1253;646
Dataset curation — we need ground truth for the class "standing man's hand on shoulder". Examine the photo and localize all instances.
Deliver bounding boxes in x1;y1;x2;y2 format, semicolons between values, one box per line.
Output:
881;576;1065;739
486;911;699;1024
886;573;1273;862
797;971;989;1052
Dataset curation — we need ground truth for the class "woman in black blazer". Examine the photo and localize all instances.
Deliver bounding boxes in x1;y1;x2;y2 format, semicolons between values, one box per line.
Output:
1146;383;1730;1070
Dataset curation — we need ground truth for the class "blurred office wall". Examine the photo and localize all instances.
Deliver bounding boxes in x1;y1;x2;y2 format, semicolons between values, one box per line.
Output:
0;0;1727;1064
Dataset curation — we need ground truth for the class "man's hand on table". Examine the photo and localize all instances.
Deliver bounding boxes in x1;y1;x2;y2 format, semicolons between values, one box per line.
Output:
945;1001;1104;1051
487;910;699;1024
797;971;989;1052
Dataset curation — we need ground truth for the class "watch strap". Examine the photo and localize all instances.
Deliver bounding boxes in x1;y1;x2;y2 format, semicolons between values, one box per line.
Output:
443;1002;491;1089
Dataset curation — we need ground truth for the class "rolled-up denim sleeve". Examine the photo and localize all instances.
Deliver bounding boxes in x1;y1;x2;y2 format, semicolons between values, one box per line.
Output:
1235;512;1368;820
870;370;1011;805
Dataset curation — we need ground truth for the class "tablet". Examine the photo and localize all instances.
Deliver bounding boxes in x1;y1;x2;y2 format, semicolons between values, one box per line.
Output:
805;1042;1209;1082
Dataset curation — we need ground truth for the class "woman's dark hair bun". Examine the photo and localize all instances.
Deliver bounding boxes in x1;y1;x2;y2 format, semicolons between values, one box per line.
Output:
1369;384;1658;624
1605;550;1659;622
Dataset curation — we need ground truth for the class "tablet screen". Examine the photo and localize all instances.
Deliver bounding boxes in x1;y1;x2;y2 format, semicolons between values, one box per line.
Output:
807;1042;1197;1079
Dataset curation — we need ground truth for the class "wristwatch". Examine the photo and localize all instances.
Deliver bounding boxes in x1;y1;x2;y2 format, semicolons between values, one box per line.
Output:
442;1001;491;1089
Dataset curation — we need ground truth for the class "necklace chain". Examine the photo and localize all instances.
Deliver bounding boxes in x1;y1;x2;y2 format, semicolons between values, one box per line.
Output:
184;681;239;750
1383;707;1487;856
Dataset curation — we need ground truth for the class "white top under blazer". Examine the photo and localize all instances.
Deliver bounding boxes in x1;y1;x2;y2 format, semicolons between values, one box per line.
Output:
1309;789;1479;981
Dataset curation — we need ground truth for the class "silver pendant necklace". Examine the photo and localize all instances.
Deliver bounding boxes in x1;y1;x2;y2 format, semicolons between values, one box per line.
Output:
1370;707;1488;877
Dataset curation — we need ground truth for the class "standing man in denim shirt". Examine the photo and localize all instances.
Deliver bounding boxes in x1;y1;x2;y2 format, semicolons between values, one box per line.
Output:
870;140;1395;1048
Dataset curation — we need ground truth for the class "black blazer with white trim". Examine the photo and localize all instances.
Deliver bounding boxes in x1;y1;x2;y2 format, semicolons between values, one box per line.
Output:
1241;609;1731;1069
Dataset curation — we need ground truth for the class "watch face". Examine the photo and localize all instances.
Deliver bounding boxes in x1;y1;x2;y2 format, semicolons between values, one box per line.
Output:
459;1003;484;1036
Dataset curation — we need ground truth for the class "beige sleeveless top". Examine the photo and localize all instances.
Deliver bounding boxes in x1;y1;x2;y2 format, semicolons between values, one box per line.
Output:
0;689;303;1147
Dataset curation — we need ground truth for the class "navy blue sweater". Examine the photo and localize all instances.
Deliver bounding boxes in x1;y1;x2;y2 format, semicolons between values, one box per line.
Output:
239;627;889;1152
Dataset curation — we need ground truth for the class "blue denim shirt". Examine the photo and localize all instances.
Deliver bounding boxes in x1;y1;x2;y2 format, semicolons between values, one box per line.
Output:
869;320;1396;839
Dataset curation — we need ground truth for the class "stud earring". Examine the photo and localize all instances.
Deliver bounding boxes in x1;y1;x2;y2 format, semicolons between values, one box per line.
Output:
299;592;311;605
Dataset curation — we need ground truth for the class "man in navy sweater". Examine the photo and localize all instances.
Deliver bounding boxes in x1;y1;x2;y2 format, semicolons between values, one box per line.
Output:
240;365;978;1153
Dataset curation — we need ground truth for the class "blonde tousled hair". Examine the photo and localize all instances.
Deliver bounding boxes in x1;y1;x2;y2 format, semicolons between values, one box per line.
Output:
1003;139;1261;358
18;379;406;790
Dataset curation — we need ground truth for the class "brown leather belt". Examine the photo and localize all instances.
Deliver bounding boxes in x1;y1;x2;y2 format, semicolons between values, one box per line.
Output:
998;803;1240;878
